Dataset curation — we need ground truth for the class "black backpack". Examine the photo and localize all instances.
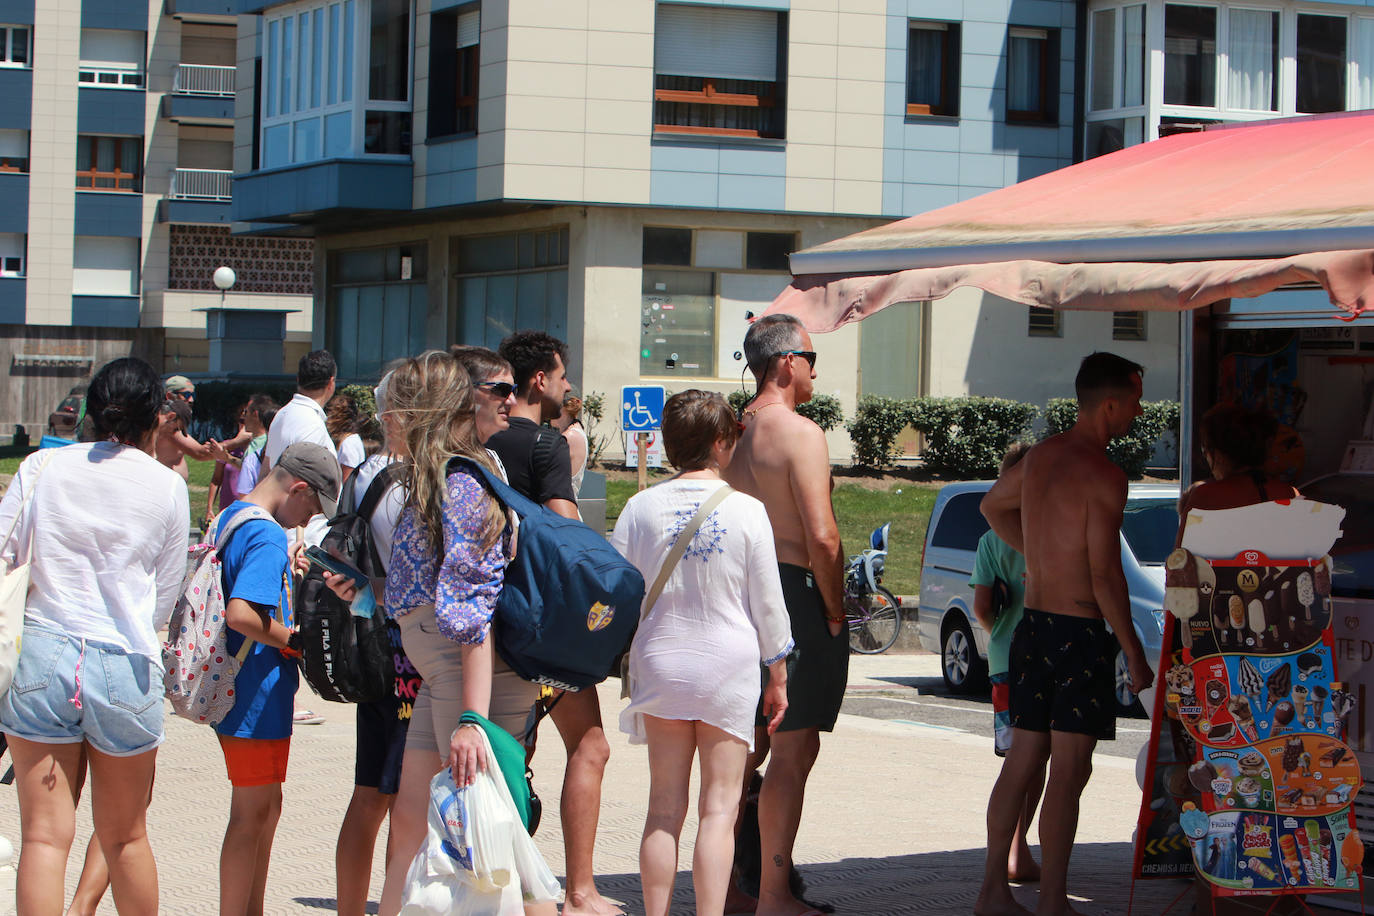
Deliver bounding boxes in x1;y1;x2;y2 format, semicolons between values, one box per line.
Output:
296;463;404;704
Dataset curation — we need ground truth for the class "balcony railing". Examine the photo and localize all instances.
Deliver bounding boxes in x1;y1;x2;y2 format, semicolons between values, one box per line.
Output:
172;64;234;97
170;168;232;201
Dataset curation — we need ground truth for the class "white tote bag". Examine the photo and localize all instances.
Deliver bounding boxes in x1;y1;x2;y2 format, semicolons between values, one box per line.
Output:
0;451;55;697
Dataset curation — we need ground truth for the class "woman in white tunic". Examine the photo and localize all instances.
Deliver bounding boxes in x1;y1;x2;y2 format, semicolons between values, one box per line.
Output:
610;389;793;916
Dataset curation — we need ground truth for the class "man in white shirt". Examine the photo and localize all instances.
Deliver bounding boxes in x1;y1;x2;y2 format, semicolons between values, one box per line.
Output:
258;349;338;728
262;350;337;476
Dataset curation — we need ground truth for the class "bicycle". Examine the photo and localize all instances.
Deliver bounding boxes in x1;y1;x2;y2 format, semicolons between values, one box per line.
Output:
844;523;903;654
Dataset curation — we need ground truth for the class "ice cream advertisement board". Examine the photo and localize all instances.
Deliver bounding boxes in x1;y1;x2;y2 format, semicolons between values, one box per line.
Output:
1134;501;1362;897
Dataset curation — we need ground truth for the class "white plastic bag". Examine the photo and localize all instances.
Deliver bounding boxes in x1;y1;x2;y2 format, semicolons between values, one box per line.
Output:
399;730;561;916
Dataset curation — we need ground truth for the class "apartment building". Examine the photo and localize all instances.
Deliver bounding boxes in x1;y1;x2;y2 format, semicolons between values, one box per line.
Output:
225;0;1368;456
0;0;313;430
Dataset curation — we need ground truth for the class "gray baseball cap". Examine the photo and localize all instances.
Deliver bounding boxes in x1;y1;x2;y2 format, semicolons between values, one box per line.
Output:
275;442;341;516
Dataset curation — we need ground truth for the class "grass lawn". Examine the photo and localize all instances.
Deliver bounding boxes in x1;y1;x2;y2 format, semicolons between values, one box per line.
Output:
607;477;936;596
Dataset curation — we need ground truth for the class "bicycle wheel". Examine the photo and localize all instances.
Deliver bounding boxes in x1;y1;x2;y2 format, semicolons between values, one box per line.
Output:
848;587;902;654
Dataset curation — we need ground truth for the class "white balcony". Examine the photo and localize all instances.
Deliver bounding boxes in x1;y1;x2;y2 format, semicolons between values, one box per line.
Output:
170;168;232;201
172;64;234;97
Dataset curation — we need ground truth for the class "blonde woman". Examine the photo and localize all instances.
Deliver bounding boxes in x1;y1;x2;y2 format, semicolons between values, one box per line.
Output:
359;350;546;916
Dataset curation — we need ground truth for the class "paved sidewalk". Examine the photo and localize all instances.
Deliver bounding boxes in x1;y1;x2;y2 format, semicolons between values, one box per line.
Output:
0;652;1359;914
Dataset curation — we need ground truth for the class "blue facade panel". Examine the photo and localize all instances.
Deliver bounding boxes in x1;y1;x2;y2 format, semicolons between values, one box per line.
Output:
0;0;34;24
72;296;140;328
77;88;147;136
0;278;23;324
0;173;27;233
423;137;481;208
167;0;237;15
82;0;148;29
160;199;232;224
232;159;413;223
649;140;785;211
161;94;234;122
75;193;143;238
0;69;32;129
881;0;1077;219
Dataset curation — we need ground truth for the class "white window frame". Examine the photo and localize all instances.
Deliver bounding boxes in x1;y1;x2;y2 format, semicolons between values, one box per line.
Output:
0;233;24;278
0;24;30;68
260;0;414;168
1087;0;1374;155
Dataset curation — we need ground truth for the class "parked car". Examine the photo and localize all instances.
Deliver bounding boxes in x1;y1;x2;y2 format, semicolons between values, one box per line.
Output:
916;480;1179;716
46;385;87;439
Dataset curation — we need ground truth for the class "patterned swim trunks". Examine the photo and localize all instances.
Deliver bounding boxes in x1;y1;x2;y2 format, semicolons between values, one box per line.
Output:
1007;607;1117;741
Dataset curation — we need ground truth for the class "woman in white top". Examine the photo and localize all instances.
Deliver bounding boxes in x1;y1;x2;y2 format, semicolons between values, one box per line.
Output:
327;392;367;482
0;357;189;913
609;390;792;916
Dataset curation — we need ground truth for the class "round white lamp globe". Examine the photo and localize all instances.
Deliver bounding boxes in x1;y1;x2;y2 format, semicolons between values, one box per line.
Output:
212;266;237;291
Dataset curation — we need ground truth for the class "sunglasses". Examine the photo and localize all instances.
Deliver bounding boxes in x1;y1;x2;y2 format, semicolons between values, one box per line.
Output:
774;349;817;369
475;380;517;399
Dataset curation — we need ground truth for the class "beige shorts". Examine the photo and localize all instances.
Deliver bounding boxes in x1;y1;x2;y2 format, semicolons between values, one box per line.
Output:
398;605;539;757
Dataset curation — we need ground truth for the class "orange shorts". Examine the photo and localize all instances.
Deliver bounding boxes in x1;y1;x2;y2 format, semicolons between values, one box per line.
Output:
218;734;291;787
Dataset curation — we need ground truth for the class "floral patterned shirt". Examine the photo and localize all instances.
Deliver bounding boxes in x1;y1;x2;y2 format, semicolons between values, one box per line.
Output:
385;466;508;645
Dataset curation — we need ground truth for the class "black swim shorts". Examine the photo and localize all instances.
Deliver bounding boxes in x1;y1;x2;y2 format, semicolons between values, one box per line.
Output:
1008;607;1117;741
757;563;849;733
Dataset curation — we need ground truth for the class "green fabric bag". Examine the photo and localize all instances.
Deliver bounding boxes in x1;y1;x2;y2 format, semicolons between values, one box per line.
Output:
459;710;540;834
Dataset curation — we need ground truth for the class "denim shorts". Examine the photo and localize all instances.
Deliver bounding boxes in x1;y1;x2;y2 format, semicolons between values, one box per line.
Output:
0;624;165;757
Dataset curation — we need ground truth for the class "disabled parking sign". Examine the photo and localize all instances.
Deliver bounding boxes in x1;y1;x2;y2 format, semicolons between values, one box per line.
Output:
621;386;665;432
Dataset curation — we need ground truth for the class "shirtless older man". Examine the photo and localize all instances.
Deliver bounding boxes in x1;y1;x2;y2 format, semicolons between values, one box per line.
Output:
724;314;846;916
975;352;1156;916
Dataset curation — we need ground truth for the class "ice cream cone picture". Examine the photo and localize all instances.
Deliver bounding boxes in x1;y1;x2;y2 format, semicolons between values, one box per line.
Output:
1237;655;1262;700
1293;684;1310;723
1227;694;1257;741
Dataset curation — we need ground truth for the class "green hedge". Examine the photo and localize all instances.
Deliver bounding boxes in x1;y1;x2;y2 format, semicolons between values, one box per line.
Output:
845;394;1180;478
907;396;1038;478
1044;398;1181;479
845;396;911;468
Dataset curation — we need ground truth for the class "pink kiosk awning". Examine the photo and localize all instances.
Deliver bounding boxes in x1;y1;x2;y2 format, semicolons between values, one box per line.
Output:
767;114;1374;330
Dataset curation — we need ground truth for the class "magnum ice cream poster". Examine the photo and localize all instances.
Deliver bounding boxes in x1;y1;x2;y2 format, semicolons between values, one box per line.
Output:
1133;500;1362;897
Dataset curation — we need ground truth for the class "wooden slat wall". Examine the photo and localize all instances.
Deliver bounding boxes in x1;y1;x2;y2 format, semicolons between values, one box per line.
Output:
0;326;162;435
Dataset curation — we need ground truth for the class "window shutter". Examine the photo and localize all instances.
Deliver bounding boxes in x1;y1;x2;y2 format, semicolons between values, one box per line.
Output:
654;5;779;82
0;130;26;159
457;9;480;48
79;28;145;69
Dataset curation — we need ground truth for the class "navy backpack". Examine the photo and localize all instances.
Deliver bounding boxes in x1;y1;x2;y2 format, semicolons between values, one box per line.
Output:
448;457;644;692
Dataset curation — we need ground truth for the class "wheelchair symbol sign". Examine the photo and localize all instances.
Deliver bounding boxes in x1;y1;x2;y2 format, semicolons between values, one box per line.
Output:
621;386;665;432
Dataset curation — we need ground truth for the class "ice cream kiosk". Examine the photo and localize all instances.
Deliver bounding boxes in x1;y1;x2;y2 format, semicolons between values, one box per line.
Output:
759;112;1374;905
1180;288;1374;903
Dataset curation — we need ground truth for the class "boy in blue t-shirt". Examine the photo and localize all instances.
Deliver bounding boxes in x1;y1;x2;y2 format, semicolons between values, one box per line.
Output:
216;442;340;916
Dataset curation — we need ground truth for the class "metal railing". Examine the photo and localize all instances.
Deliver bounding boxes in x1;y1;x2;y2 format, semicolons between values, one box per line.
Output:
169;168;232;201
172;64;234;96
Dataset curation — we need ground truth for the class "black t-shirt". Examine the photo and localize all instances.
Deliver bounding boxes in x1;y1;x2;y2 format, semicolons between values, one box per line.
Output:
486;417;578;505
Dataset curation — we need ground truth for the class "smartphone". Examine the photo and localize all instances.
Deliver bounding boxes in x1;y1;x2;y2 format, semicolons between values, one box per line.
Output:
304;546;369;590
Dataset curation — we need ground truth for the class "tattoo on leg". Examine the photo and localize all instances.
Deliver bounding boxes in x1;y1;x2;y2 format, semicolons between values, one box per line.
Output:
773;855;784;867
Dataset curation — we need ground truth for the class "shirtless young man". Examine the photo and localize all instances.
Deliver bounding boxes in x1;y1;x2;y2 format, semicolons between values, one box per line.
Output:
724;314;846;916
974;352;1155;916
